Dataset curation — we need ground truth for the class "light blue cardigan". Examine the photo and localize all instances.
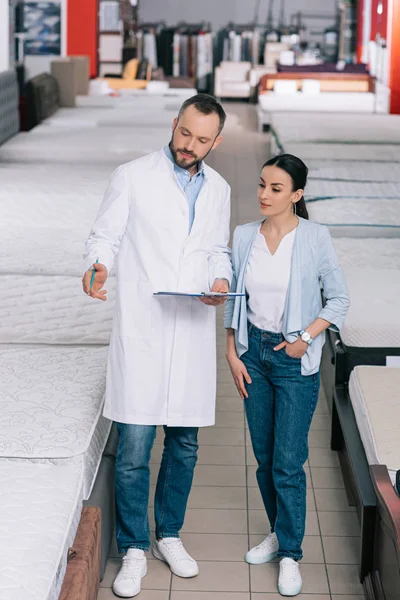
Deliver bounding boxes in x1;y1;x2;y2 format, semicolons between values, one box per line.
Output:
224;218;350;376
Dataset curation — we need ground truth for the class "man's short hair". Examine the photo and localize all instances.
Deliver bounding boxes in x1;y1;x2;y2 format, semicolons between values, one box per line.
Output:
178;94;227;134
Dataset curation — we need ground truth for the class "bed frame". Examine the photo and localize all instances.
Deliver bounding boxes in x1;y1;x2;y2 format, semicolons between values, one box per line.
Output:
331;383;400;599
367;465;400;600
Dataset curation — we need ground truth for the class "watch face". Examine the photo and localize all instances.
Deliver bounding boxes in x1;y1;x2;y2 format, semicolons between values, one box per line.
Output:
302;332;311;343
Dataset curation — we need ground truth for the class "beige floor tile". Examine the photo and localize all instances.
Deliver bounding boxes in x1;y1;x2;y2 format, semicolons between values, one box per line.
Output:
310;415;331;431
187;486;247;509
193;465;246;487
171;561;250;592
314;488;355;512
181;532;248;562
216;397;245;412
172;594;250;600
331;596;365;600
199;445;246;466
199;427;245;446
182;508;248;534
248;510;319;536
319;511;360;537
311;467;345;489
308;430;331;449
327;564;365;595
98;590;169;600
249;534;324;564
251;595;330;599
322;536;360;564
217;382;239;396
247;466;311;489
101;558;171;590
215;411;246;428
309;447;339;468
246;450;257;466
247;486;315;511
250;563;329;594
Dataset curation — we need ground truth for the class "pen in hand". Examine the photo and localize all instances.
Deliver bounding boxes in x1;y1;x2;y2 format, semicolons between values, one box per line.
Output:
90;259;99;292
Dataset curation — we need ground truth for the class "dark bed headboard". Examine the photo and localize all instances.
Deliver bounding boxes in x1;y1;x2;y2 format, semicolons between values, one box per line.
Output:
0;69;20;146
25;73;60;130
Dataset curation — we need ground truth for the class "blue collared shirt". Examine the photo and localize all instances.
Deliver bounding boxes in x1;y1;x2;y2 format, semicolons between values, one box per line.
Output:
164;145;205;232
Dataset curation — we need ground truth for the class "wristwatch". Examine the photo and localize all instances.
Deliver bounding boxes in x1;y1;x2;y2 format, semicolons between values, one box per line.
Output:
299;330;313;346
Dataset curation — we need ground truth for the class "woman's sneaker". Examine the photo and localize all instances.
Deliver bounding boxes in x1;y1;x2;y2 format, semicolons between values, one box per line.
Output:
245;532;279;564
278;557;302;596
112;549;147;598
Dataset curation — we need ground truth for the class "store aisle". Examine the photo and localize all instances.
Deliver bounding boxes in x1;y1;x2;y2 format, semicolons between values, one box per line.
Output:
98;104;365;600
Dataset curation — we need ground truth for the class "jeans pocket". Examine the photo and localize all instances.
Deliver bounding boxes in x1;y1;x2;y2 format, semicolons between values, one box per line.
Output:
284;348;301;361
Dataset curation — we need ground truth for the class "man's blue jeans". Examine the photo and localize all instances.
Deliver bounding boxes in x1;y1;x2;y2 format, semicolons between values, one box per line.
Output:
242;323;320;561
115;423;199;553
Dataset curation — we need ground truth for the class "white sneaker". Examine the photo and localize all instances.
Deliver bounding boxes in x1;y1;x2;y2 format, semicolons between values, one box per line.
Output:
112;549;147;598
153;538;199;578
278;558;302;596
245;532;279;564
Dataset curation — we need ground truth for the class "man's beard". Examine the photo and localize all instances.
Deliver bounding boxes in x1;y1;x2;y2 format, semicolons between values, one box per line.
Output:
169;136;212;170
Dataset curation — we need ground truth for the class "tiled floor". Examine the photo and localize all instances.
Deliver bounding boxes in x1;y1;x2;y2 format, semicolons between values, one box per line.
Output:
98;104;365;599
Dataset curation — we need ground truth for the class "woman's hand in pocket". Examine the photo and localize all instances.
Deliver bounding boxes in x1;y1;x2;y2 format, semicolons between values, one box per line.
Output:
274;338;308;359
226;353;252;400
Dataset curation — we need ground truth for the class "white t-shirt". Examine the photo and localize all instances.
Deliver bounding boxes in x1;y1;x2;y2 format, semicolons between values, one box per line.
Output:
245;227;296;333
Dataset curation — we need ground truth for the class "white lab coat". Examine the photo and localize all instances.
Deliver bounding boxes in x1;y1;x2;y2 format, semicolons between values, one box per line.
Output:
84;149;232;426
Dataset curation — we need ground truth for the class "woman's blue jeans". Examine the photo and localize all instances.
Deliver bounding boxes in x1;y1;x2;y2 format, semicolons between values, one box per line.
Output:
115;423;199;553
242;323;320;561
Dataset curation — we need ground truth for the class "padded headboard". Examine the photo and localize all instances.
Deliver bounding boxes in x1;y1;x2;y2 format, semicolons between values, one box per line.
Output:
0;69;20;146
25;73;60;130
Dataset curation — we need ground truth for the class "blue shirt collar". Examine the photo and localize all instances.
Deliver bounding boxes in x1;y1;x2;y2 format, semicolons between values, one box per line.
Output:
164;145;204;178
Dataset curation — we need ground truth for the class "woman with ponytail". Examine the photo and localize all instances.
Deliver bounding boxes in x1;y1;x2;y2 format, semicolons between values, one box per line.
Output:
225;154;349;596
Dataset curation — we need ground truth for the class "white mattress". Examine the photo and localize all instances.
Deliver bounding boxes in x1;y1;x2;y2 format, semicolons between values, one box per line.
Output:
0;226;98;276
0;346;110;498
349;366;400;486
307;160;400;183
333;237;400;270
0;275;114;345
282;142;400;162
270;112;400;144
340;268;400;348
308;199;400;238
306;179;400;199
0;461;83;600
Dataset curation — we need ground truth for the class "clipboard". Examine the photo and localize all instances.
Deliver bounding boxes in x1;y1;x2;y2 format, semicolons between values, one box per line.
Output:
153;292;245;298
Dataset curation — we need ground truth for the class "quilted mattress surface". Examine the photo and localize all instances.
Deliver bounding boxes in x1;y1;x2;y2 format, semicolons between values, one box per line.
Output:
270;112;400;144
0;462;82;600
308;198;400;237
282;142;400;162
333;237;400;270
0;346;110;498
306;180;400;199
349;366;400;486
307;160;400;183
0;226;96;276
340;268;400;348
0;275;114;345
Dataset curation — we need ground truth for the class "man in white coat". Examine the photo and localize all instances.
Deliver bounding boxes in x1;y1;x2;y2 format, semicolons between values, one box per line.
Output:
82;94;232;598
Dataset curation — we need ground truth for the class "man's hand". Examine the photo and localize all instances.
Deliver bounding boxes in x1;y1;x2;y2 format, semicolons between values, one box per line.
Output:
82;263;109;301
274;337;308;359
199;278;230;306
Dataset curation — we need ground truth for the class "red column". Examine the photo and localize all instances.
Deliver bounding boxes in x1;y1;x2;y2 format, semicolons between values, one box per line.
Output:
356;0;365;62
67;0;98;78
389;0;400;113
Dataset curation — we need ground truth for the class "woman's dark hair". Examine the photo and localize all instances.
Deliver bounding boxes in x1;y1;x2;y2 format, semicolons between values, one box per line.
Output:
262;153;309;220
